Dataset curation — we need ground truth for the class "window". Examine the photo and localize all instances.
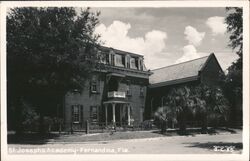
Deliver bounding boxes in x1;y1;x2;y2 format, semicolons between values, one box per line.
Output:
126;81;132;96
98;51;106;64
71;105;82;123
139;59;143;71
106;53;110;64
126;55;130;68
135;58;139;69
111;54;115;66
140;86;144;97
91;76;99;93
130;57;137;69
90;106;99;123
91;81;97;92
115;54;124;67
109;50;115;66
122;56;125;66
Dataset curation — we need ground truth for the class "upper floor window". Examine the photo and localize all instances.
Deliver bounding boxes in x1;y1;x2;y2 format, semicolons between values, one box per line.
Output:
111;54;115;66
115;54;124;67
140;86;144;97
106;53;110;64
138;58;143;71
91;82;97;92
126;55;130;68
98;51;106;64
109;50;115;66
126;81;132;96
130;57;137;69
90;76;100;93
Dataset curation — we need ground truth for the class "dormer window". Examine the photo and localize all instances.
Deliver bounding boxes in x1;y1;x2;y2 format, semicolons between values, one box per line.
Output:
130;57;137;69
111;54;115;66
115;54;124;67
105;53;110;64
126;55;130;68
97;51;106;64
109;50;115;66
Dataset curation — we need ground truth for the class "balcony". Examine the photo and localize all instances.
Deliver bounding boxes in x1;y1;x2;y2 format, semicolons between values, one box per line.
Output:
108;91;126;98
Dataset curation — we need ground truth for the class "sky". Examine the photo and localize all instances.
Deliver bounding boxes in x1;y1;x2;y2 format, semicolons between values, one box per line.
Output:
90;7;239;71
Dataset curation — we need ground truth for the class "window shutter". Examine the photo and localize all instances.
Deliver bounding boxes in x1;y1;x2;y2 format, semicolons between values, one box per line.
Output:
80;105;83;123
71;105;74;123
97;80;100;93
89;81;92;93
97;106;100;122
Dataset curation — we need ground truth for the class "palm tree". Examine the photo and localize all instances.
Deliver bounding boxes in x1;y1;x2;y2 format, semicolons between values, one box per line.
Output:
166;86;194;133
191;84;230;131
154;105;177;133
204;86;230;128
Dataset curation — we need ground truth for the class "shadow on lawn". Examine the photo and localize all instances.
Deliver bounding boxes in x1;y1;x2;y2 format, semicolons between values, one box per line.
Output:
153;127;237;136
152;128;219;136
183;142;243;151
8;133;61;145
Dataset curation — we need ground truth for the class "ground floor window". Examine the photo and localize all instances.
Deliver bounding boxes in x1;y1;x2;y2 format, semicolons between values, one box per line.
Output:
71;105;82;123
90;106;99;123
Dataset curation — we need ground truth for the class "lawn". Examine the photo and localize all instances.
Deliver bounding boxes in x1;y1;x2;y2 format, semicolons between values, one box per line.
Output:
8;127;241;144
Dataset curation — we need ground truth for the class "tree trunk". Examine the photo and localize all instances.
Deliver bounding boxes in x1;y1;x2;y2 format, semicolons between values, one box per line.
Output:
179;112;187;134
38;113;45;135
201;114;208;133
15;98;24;135
161;120;167;133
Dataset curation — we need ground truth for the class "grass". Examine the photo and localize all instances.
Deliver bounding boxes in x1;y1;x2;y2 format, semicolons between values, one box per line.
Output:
8;127;240;144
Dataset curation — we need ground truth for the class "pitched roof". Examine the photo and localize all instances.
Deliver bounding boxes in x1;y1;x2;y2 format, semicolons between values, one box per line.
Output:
98;45;144;57
149;54;214;87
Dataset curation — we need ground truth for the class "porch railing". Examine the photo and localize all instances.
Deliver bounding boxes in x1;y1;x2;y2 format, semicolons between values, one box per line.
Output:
107;91;126;98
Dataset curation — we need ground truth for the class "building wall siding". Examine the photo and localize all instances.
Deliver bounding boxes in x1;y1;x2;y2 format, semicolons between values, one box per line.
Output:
64;72;148;131
64;73;105;130
200;56;222;86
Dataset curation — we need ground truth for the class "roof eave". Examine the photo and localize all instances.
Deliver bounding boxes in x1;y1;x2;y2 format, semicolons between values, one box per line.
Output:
149;76;200;88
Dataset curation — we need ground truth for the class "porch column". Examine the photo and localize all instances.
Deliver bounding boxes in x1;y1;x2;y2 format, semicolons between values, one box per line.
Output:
112;103;116;124
120;104;123;126
127;104;130;126
104;104;108;126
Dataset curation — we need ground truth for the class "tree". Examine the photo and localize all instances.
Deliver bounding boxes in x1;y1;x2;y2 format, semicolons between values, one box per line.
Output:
7;7;101;134
191;84;230;131
164;86;194;133
224;7;243;126
225;7;243;59
154;105;177;133
155;84;230;134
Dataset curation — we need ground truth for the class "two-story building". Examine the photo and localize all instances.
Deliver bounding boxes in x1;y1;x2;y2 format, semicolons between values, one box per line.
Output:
63;47;225;131
63;46;152;131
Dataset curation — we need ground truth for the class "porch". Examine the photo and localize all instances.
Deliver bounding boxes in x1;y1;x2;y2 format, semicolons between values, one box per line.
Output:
103;98;132;127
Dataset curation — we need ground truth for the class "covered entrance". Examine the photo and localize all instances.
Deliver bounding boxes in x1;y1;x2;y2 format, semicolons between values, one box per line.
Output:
103;100;131;127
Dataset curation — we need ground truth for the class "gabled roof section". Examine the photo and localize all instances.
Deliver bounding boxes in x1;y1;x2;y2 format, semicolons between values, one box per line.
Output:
149;53;218;87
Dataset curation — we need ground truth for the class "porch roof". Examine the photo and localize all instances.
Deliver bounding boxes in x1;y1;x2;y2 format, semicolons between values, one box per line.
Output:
103;98;130;104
